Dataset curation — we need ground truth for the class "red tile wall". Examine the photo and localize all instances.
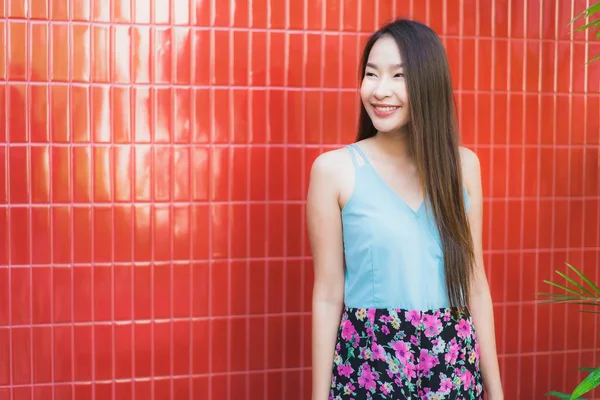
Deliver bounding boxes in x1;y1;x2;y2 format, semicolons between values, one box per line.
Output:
0;0;599;399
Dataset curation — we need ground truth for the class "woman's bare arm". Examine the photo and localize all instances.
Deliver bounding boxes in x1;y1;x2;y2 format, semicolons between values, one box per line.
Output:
461;147;504;399
306;152;346;400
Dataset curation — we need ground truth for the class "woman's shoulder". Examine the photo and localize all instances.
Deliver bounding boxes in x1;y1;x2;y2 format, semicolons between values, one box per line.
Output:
459;145;478;161
310;145;355;179
309;146;356;206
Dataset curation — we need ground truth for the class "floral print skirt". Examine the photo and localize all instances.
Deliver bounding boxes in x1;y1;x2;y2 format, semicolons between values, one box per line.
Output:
330;307;483;400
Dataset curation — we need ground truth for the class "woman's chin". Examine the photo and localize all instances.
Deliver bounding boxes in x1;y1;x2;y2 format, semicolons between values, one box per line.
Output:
372;121;410;135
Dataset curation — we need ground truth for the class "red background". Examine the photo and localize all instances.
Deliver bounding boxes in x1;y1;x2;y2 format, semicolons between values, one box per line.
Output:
0;0;599;399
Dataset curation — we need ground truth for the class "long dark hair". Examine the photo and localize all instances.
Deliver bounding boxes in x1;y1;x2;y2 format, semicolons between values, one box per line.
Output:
357;18;475;310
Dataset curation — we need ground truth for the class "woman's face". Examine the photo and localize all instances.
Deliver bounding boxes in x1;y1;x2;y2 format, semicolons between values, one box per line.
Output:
360;35;410;134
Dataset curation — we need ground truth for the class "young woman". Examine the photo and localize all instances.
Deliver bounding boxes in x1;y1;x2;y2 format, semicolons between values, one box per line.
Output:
306;19;503;400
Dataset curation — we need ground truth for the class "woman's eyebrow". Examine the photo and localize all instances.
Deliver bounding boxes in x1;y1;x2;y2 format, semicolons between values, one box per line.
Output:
366;62;403;68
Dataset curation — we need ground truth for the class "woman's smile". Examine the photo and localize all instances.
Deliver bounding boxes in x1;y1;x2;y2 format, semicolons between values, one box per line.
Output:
372;104;402;117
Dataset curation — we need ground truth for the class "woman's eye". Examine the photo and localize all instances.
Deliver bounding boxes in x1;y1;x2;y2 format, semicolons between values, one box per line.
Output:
365;72;376;77
395;73;404;78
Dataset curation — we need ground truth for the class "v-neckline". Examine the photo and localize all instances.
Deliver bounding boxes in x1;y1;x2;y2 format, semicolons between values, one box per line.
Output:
353;144;425;215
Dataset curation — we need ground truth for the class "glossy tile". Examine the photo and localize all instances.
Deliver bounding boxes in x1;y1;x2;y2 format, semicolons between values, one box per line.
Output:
51;24;69;82
30;23;48;81
113;0;131;23
8;22;27;81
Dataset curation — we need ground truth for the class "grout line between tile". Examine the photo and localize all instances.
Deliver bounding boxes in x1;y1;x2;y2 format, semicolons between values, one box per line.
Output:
565;0;575;392
65;6;77;396
109;3;119;398
25;11;34;399
583;0;598;373
90;7;98;396
532;0;543;387
263;5;273;393
209;0;215;27
3;80;600;95
0;297;597;328
488;0;497;363
0;17;592;41
188;3;196;397
148;6;157;399
129;5;138;398
2;243;600;267
470;0;480;148
336;1;342;146
281;0;291;395
129;153;135;395
207;11;215;399
169;6;177;395
0;344;593;390
488;0;506;382
548;0;560;389
226;26;234;400
579;0;589;378
5;142;600;150
244;6;254;398
4;11;12;396
46;6;56;393
300;0;309;390
515;1;525;396
578;59;588;396
501;0;511;378
128;3;137;399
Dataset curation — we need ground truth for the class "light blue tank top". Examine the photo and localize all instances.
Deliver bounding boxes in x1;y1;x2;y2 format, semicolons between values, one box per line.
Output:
341;143;470;311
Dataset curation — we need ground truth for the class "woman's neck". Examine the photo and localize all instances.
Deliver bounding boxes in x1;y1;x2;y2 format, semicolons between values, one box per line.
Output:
372;128;412;160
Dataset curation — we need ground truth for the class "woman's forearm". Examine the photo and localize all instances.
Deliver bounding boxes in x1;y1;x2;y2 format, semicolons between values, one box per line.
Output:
470;280;503;397
311;298;343;400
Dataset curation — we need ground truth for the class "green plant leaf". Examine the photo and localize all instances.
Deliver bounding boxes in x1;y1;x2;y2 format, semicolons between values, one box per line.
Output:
564;0;600;64
535;292;582;299
545;391;573;399
569;1;600;26
567;302;600;307
570;8;588;25
536;292;599;303
536;296;583;302
537;299;580;304
535;294;590;304
540;301;600;308
580;309;600;314
571;367;600;398
584;2;600;18
574;17;600;31
579;367;597;373
555;270;595;296
566;263;600;295
544;280;591;297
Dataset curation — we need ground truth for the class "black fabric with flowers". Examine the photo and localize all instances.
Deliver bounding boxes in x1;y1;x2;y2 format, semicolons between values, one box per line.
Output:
330;307;484;400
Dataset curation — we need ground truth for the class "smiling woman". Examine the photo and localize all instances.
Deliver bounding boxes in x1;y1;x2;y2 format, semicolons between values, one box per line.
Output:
360;39;409;132
306;18;504;400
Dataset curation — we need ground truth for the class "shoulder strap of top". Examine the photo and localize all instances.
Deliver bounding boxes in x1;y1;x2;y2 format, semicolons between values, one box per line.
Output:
346;144;360;168
347;143;370;168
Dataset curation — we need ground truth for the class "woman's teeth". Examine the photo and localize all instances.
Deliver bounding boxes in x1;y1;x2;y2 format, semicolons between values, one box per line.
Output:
375;106;399;111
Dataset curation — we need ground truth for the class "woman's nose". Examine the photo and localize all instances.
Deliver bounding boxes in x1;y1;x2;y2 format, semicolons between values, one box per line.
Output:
373;80;393;99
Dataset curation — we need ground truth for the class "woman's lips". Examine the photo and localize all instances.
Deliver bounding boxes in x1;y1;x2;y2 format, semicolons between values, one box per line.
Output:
372;104;400;117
